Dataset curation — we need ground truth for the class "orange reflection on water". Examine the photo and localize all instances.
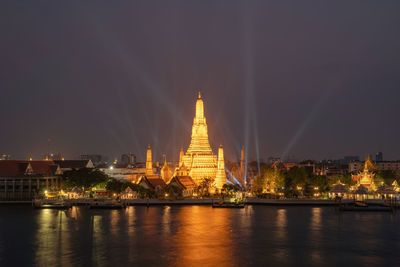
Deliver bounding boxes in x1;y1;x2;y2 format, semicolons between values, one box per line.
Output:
310;208;322;264
110;210;120;236
162;206;171;235
275;209;287;242
92;215;106;265
35;209;72;266
174;206;234;266
125;207;137;263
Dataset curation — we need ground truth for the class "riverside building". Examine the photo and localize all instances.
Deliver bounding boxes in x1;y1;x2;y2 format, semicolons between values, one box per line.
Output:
0;160;61;200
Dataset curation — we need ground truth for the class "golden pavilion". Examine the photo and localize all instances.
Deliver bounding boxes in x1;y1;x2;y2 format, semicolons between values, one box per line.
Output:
352;155;376;191
175;93;227;189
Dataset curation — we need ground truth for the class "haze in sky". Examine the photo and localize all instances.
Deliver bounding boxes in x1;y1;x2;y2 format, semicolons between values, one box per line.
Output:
1;1;400;162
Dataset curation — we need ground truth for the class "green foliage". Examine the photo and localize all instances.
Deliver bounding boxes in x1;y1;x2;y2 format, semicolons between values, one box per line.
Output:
285;167;309;190
197;177;213;197
327;174;355;188
374;174;385;186
222;184;241;192
254;166;285;193
62;168;109;191
164;184;183;199
105;178;131;193
376;170;396;185
284;188;299;198
130;184;154;198
341;174;356;186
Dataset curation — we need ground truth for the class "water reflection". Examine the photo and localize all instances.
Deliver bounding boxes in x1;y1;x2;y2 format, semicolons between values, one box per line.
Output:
162;206;171;235
35;209;72;266
174;207;234;266
92;215;106;266
110;210;120;237
275;208;287;242
125;207;137;263
309;208;322;264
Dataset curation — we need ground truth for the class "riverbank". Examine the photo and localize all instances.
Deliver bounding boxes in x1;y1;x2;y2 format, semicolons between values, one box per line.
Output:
0;198;363;206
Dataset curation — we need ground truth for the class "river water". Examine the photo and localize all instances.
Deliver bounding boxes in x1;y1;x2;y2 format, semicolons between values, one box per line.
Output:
0;206;399;266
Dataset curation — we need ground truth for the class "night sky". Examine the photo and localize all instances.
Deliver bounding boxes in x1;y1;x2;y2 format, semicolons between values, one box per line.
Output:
1;1;400;162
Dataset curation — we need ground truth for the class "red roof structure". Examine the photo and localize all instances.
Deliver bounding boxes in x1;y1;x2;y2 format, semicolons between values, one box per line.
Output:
168;176;197;190
137;175;166;190
0;160;60;176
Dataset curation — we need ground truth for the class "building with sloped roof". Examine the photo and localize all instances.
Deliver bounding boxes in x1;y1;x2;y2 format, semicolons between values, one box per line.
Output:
54;159;94;172
137;176;166;191
0;160;61;200
168;176;197;197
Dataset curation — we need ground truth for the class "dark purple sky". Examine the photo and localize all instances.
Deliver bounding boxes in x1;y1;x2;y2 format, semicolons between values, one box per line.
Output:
1;1;400;162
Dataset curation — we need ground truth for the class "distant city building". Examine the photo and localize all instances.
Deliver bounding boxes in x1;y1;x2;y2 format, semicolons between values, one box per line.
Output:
80;154;103;165
101;148;159;183
0;154;10;160
121;153;136;165
342;156;359;165
349;157;400;173
43;153;62;161
102;165;145;183
375;152;383;162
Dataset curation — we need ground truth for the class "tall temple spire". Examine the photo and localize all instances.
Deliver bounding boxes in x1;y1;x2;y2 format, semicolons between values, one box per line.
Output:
145;144;153;176
215;145;227;189
239;146;245;185
179;148;184;167
195;92;204;120
187;92;212;154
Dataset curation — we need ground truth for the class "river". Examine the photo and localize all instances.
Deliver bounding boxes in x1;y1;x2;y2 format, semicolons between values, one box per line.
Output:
0;206;399;266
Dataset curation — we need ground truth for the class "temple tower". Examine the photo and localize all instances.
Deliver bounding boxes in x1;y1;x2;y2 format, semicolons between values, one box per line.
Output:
161;155;172;182
181;93;218;184
145;144;153;176
186;92;213;154
215;145;227;189
179;148;184;167
239;146;245;186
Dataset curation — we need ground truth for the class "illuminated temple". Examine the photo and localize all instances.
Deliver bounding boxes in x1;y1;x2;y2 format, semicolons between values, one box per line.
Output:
352;155;376;191
175;93;226;189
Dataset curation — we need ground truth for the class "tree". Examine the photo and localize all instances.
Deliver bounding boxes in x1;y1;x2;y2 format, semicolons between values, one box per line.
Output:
341;174;356;187
164;184;183;199
62;168;109;191
377;170;396;185
105;178;131;193
197;177;214;197
129;184;154;198
285;167;309;189
374;174;385;187
308;175;327;192
254;167;285;194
